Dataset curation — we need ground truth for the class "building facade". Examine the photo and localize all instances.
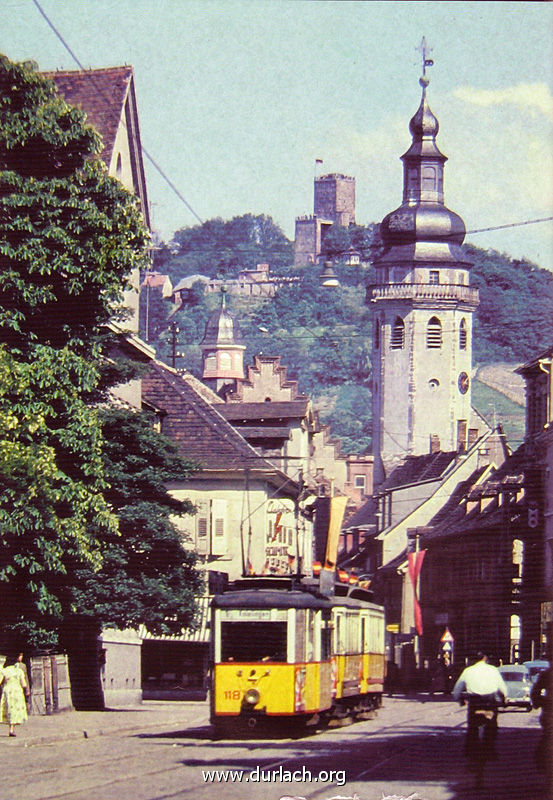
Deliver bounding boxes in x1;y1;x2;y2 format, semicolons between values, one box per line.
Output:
516;346;553;652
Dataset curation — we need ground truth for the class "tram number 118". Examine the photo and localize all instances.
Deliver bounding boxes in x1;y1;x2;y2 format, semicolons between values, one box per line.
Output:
224;690;241;700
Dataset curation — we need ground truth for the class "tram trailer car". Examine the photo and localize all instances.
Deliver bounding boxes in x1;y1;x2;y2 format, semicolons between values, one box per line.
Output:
210;586;385;734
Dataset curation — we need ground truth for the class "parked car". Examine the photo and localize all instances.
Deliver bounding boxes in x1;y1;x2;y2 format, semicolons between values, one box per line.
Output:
523;659;550;684
499;664;532;710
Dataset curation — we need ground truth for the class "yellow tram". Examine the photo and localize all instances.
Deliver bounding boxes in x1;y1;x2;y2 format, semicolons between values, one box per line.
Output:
210;580;385;734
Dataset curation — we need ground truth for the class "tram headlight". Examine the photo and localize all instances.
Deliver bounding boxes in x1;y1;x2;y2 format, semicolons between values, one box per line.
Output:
244;688;260;706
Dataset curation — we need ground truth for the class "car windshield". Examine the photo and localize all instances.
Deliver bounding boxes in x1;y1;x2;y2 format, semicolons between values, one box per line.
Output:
501;672;526;682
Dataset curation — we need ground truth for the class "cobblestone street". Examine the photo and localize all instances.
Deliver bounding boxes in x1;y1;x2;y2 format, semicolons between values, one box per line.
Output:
0;696;547;800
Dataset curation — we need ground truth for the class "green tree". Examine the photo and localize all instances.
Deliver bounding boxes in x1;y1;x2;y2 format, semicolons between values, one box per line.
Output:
321;224;351;258
0;55;198;652
164;213;293;279
71;408;201;634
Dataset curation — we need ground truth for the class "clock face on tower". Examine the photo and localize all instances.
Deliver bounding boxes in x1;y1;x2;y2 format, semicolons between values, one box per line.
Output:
458;372;470;395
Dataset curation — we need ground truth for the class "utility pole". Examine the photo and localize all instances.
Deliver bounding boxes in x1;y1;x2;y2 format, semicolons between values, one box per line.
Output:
169;321;179;369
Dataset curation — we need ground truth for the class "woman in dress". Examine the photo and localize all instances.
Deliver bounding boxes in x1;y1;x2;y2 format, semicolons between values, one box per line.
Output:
0;653;29;736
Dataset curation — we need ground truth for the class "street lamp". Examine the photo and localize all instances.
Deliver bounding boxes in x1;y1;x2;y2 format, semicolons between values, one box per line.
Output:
319;260;339;288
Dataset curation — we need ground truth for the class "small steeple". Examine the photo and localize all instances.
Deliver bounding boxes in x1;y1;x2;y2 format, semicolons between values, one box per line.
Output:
200;289;246;396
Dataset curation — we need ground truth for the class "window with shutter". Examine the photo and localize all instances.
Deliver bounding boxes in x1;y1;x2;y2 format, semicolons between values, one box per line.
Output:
390;317;405;350
459;318;467;350
426;316;442;349
211;498;228;556
196;500;210;555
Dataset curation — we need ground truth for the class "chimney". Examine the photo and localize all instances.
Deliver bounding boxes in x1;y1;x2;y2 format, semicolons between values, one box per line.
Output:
430;434;441;454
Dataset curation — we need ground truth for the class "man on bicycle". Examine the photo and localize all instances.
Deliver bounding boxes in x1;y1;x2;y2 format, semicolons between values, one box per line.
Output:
453;652;507;758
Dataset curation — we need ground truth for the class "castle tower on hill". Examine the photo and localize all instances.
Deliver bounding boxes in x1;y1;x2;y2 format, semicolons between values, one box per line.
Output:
294;173;355;266
200;290;246;396
369;59;479;486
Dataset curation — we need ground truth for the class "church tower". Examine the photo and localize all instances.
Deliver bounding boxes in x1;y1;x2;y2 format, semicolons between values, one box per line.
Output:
200;289;246;396
370;49;479;485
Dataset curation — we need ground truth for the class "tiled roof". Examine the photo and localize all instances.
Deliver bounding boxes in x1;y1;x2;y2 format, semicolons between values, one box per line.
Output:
420;444;531;542
44;66;133;163
142;273;170;289
381;451;458;491
234;426;292;440
176;371;224;405
218;400;310;422
142;361;297;492
342;496;378;531
172;275;210;292
139;596;211;643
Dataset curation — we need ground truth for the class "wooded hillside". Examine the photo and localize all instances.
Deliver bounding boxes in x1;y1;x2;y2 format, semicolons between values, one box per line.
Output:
145;216;553;452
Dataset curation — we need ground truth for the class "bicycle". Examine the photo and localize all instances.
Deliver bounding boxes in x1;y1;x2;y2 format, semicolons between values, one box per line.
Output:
460;694;500;788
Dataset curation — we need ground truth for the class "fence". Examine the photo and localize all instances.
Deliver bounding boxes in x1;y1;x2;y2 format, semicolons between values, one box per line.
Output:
30;654;72;715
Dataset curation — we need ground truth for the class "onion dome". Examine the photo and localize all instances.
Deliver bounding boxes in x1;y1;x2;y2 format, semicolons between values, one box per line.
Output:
376;73;469;266
406;82;441;155
380;203;466;248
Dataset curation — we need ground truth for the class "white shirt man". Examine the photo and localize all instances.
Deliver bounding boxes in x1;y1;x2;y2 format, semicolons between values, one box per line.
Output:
453;654;507;701
453;653;507;759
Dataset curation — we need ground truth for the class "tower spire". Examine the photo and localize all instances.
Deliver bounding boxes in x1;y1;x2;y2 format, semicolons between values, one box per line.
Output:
416;36;434;89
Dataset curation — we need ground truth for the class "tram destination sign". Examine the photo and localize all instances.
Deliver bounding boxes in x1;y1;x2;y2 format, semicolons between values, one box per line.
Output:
220;609;287;621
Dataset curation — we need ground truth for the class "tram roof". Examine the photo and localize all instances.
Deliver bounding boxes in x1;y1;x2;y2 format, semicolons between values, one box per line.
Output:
212;588;383;613
212;589;331;611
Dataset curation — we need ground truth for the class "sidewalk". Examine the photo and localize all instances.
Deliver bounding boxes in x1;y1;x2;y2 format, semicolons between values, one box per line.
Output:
0;700;210;748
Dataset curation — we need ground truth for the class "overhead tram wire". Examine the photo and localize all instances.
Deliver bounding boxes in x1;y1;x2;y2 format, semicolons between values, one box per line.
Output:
465;217;553;236
331;216;553;261
32;0;203;226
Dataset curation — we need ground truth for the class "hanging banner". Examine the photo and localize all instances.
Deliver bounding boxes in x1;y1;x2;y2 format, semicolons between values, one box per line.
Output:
407;550;426;635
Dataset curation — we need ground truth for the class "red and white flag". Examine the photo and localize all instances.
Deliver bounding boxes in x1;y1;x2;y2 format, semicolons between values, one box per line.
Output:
407;550;426;635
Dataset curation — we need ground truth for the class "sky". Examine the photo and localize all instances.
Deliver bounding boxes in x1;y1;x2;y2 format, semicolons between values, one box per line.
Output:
2;1;553;270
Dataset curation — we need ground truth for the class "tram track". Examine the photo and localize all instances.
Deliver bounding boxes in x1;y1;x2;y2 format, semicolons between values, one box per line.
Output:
3;698;469;800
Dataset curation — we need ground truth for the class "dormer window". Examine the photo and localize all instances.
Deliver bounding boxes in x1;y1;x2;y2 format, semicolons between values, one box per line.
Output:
429;270;440;285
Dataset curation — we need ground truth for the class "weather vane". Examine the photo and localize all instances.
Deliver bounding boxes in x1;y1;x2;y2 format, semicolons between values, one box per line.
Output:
416;36;434;87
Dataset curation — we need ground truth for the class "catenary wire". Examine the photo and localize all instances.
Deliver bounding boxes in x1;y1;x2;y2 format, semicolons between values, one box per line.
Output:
31;0;203;226
30;4;553;245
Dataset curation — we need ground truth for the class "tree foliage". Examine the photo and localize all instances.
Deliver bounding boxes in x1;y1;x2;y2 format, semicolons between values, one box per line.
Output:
0;55;198;649
467;245;553;362
148;211;552;454
157;213;293;280
70;408;201;635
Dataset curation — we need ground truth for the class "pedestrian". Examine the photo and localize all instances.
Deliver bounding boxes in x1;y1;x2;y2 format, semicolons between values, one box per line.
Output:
0;653;30;736
16;652;31;710
452;652;507;758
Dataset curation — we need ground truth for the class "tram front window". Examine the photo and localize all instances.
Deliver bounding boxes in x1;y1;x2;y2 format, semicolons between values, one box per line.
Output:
221;622;287;662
